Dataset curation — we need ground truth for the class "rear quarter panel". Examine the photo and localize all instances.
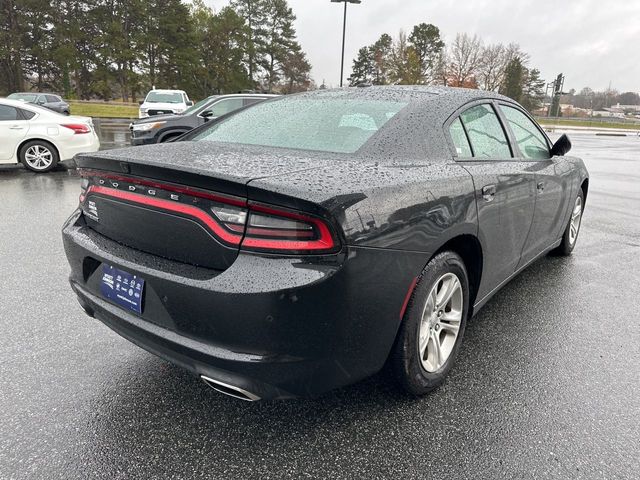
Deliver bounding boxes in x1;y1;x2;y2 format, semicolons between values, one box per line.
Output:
247;160;478;254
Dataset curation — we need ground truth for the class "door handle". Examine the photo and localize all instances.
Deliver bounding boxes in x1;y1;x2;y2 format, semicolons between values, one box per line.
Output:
537;181;545;192
482;184;496;202
9;125;25;130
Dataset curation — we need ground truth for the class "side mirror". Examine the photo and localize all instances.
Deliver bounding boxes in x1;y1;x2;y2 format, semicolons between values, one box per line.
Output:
138;101;144;105
201;111;216;121
186;101;194;107
550;134;572;157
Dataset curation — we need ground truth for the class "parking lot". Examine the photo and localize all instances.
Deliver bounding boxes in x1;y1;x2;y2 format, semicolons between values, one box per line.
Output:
0;134;638;479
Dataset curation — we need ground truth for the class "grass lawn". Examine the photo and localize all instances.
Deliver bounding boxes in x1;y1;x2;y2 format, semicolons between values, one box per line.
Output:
537;118;640;130
68;101;139;119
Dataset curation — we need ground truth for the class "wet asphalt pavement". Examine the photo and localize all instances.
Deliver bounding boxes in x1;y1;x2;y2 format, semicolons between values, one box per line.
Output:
1;135;639;479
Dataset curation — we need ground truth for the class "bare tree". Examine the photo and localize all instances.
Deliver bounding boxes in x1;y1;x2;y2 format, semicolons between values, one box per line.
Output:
447;33;483;87
478;43;505;91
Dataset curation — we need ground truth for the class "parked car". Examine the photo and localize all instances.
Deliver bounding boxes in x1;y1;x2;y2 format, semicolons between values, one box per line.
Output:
130;93;277;145
0;98;99;172
63;86;588;400
7;92;70;115
138;89;192;118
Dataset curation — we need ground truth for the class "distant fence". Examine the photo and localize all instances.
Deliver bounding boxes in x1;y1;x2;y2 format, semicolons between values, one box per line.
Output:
537;116;640;126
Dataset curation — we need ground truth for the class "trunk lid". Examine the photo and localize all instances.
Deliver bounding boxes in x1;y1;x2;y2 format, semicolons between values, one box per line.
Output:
75;142;340;270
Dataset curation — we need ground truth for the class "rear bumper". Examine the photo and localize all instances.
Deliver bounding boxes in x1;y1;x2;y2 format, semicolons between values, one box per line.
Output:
62;210;426;399
58;134;100;161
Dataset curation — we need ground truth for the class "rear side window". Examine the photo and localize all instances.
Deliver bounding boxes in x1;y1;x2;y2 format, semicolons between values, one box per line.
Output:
460;104;511;158
19;109;36;120
46;95;60;103
0;105;19;121
500;105;550;159
449;118;472;157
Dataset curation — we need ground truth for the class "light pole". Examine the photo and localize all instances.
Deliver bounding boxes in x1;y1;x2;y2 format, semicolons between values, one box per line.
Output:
331;0;361;87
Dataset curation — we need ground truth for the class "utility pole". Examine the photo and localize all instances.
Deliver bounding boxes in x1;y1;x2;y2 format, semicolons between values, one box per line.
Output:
331;0;362;87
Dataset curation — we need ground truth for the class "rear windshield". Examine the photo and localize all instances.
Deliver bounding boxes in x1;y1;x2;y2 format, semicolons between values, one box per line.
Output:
7;93;38;102
145;92;184;104
193;97;408;154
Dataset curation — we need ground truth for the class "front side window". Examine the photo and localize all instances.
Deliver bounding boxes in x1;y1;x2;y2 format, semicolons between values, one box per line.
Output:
46;95;60;103
183;96;215;115
202;98;244;118
449;117;472;158
460;104;511;158
194;97;408;154
0;105;19;121
243;97;264;107
501;105;550;159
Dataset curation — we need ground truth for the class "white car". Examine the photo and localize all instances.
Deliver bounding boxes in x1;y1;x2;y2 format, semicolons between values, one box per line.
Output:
138;89;192;118
0;98;100;173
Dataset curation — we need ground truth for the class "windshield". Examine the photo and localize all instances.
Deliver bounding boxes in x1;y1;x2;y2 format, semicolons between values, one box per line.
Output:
182;96;215;115
193;97;408;154
8;93;38;102
145;92;184;104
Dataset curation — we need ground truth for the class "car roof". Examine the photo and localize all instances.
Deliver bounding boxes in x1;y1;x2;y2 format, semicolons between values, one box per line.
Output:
147;89;187;93
213;93;279;98
0;97;59;114
9;92;60;96
1;98;37;107
296;85;511;105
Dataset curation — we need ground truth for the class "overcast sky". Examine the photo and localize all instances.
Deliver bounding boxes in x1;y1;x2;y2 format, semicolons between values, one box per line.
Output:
205;0;640;93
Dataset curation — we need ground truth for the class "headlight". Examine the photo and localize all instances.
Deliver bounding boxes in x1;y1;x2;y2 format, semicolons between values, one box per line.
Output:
132;121;166;132
139;108;148;113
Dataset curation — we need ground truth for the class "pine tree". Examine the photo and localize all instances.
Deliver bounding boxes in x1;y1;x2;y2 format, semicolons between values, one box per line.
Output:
408;23;444;84
348;46;375;86
261;0;299;93
500;56;524;102
521;67;545;113
231;0;268;89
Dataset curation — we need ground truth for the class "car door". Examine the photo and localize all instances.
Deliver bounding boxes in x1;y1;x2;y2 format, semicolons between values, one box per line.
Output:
498;103;572;266
46;95;62;113
0;105;29;162
447;101;537;301
35;95;48;109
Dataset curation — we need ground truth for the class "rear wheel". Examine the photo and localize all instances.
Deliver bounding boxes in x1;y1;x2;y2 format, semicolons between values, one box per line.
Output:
19;140;59;173
391;251;470;396
554;190;584;256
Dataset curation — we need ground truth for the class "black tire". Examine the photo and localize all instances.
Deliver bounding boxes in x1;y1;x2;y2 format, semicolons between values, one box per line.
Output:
63;110;70;115
391;251;470;396
159;132;184;143
553;189;584;256
19;140;59;173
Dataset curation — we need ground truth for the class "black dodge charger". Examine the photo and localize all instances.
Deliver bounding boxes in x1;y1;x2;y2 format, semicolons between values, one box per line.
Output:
63;87;589;401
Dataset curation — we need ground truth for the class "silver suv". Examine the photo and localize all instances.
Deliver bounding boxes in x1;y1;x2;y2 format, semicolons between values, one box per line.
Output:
7;92;70;115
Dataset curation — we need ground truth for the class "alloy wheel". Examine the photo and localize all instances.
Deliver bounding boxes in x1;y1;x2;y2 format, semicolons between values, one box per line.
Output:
418;272;463;372
24;145;53;171
569;196;583;245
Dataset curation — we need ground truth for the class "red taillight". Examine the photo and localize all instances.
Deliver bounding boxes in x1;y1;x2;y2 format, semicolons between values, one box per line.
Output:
79;169;339;254
239;204;336;253
62;123;91;134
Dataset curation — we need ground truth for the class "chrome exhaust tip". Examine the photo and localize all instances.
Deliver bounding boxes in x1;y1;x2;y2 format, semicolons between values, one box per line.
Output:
200;375;261;402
